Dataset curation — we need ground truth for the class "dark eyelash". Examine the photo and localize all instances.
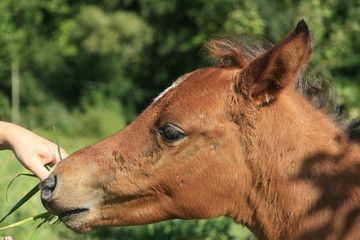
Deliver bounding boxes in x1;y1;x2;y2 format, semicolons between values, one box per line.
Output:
158;125;185;143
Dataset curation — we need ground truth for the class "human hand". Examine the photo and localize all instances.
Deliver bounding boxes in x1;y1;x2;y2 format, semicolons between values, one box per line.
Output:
0;122;68;180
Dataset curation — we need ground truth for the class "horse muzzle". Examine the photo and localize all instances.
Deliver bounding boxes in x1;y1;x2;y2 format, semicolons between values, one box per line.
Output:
39;161;99;233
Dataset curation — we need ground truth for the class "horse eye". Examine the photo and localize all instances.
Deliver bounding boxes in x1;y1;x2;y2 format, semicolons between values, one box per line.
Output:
157;125;185;143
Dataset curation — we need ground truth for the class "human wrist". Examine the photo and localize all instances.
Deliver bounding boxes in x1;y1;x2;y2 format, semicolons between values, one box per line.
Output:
0;121;19;150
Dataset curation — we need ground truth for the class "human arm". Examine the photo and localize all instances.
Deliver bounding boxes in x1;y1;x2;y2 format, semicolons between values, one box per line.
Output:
0;121;68;180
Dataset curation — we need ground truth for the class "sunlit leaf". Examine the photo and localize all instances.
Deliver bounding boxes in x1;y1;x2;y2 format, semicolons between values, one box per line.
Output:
0;212;50;230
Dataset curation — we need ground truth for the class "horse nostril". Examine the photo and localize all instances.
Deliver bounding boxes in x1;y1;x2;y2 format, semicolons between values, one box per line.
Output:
40;175;57;201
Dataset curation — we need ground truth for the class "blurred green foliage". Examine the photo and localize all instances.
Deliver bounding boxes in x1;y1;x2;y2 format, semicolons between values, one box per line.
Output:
0;0;359;125
0;0;359;239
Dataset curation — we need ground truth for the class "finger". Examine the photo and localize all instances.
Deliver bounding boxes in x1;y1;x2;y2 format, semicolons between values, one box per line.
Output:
53;147;68;161
27;162;50;181
41;141;67;162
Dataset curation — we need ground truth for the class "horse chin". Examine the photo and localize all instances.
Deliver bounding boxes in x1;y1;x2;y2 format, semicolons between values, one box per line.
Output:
58;208;93;233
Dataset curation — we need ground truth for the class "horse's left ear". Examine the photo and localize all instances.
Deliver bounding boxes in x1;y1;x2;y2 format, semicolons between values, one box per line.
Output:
241;20;313;105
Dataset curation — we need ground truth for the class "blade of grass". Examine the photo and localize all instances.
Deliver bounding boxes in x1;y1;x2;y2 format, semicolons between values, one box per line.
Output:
34;218;48;230
53;126;63;161
6;173;37;202
0;212;50;231
0;184;39;224
49;215;59;225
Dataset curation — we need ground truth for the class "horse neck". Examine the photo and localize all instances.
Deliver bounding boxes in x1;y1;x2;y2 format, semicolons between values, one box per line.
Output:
238;91;360;240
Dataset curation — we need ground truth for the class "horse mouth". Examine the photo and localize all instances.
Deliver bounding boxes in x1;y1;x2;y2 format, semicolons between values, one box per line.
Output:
59;208;89;222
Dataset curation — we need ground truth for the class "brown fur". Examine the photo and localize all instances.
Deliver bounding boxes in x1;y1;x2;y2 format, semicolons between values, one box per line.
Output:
40;20;360;239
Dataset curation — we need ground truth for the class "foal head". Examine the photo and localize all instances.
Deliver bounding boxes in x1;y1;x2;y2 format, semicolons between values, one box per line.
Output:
41;20;314;234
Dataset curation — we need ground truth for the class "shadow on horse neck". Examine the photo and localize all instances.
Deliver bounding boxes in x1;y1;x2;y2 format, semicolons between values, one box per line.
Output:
40;20;360;240
237;91;360;239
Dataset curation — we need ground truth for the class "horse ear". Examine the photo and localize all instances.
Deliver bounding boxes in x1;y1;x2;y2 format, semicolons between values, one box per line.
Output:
241;20;313;105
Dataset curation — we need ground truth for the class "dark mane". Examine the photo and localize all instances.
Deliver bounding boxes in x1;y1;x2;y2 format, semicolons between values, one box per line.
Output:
205;34;272;67
205;34;360;143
